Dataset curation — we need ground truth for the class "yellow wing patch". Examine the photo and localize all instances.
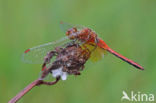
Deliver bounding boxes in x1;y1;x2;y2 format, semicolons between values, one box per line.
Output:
81;43;107;62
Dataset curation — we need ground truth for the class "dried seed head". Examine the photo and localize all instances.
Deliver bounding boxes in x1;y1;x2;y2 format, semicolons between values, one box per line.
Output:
41;43;91;80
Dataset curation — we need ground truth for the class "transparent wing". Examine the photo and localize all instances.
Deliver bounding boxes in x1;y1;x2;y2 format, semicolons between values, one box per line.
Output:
22;37;70;64
60;22;85;33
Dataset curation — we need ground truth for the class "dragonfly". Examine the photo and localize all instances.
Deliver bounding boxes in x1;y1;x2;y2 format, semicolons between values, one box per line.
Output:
22;22;144;71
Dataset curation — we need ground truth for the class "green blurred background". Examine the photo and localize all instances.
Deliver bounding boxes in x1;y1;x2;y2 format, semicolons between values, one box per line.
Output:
1;0;156;103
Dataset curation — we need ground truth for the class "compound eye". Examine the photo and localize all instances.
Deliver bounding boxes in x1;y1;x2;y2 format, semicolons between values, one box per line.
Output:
73;27;77;32
66;30;70;36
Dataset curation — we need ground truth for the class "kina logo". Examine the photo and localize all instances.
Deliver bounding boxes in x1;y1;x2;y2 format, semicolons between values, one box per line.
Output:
121;90;154;102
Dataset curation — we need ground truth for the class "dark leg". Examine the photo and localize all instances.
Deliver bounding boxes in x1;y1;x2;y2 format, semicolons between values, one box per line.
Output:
65;40;80;48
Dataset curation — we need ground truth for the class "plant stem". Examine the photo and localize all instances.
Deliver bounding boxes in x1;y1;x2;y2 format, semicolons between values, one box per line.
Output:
8;78;60;103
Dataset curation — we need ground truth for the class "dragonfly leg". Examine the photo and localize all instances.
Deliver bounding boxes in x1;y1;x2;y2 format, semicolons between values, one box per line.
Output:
91;34;98;52
63;40;75;48
65;41;81;49
94;34;99;44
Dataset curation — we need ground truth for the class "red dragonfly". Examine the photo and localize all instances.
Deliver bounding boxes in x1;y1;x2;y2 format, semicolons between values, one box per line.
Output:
22;22;144;70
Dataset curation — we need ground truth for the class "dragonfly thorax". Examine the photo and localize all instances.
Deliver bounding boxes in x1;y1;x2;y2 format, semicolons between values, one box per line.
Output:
66;27;97;44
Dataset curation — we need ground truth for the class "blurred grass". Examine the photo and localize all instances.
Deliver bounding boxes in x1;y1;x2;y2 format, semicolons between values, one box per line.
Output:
1;0;156;103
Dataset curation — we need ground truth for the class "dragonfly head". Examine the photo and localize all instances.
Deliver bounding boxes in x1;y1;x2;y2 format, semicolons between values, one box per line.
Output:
66;27;78;40
66;27;93;43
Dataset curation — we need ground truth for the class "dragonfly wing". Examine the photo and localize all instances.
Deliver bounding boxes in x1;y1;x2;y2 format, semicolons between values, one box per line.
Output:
22;37;70;64
90;47;107;62
60;22;85;33
83;43;107;62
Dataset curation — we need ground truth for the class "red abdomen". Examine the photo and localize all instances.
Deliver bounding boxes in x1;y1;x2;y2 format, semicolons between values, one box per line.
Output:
107;47;144;70
98;39;144;70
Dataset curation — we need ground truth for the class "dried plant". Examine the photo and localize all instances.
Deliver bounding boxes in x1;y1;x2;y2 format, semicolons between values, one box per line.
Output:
9;42;91;103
